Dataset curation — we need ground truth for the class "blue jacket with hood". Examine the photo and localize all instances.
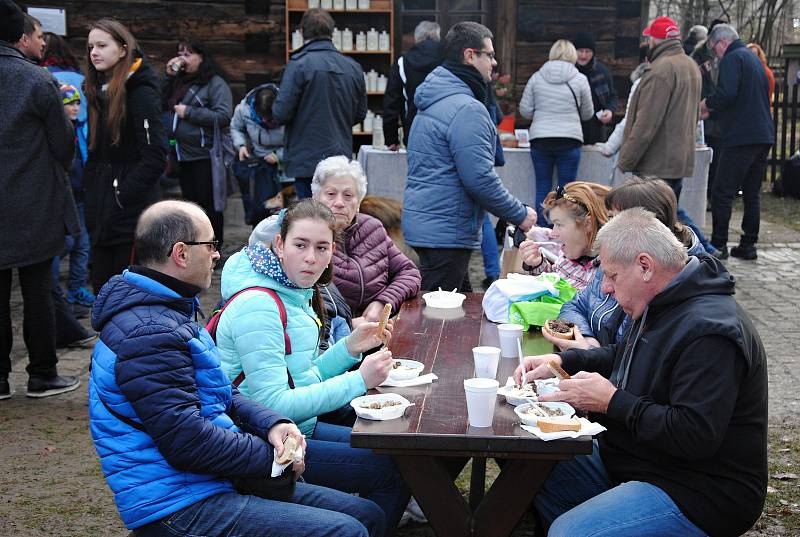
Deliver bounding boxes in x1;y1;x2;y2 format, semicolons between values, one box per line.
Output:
88;270;288;529
402;66;527;249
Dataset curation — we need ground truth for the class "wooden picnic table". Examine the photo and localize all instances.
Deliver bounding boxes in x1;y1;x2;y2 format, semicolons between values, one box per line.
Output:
351;294;593;537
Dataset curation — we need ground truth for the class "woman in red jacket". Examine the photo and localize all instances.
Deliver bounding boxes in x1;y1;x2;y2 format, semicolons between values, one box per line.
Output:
312;156;421;321
747;43;775;106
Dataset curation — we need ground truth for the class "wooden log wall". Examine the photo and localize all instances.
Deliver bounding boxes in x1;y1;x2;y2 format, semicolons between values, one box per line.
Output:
513;0;642;124
17;0;286;102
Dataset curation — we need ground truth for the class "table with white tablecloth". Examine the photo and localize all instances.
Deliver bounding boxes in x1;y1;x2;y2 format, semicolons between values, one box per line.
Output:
357;145;712;226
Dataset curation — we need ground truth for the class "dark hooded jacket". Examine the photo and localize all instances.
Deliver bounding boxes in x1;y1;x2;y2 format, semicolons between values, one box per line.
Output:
83;56;166;247
382;39;442;147
558;254;767;537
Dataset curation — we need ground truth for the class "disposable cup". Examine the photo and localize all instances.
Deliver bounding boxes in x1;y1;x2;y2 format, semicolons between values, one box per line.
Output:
497;323;524;358
463;378;499;427
472;346;500;379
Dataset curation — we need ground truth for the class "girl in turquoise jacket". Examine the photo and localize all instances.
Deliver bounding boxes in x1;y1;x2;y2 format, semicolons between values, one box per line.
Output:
217;200;409;534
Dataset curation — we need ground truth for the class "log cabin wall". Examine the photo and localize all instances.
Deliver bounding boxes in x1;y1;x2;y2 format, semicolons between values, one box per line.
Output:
513;0;643;124
18;0;286;102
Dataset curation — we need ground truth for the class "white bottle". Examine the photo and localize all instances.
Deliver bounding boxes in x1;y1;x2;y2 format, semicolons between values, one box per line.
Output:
333;0;344;9
291;30;304;51
355;31;367;52
332;27;342;50
308;0;320;7
363;110;374;133
352;123;361;133
358;0;370;9
379;30;390;51
372;115;384;148
321;0;332;9
363;72;369;88
342;28;353;51
367;69;378;92
367;28;379;51
377;74;387;92
346;0;357;9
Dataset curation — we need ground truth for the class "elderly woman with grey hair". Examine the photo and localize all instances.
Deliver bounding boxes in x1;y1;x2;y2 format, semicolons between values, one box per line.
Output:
312;156;421;321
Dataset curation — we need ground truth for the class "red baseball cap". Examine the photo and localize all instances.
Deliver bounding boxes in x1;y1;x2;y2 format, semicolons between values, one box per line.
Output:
643;16;681;39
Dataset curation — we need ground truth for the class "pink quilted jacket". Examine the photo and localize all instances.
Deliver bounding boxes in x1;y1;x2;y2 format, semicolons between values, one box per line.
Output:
332;213;421;316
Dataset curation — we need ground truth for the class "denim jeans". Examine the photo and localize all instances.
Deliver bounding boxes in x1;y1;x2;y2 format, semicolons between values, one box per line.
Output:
711;145;770;248
303;421;410;534
232;159;281;225
295;177;313;199
531;146;581;226
534;441;707;536
133;486;384;537
52;201;91;291
481;214;500;279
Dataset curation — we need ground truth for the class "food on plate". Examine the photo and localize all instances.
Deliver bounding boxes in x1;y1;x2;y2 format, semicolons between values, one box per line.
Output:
392;360;411;370
520;402;565;417
376;303;392;341
536;416;582;433
546;360;571;380
359;399;403;410
543;319;575;340
276;435;301;464
510;383;538;397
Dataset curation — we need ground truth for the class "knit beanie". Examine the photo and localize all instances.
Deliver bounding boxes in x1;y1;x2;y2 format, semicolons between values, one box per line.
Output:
573;32;596;52
0;0;24;43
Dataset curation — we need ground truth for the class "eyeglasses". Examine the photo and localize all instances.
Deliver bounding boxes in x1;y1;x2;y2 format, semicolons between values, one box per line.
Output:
167;239;220;258
470;48;496;60
554;185;590;214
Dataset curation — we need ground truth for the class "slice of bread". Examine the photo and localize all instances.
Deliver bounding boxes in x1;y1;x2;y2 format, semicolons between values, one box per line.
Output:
546;360;571;380
537;416;581;433
376;303;392;341
276;436;300;464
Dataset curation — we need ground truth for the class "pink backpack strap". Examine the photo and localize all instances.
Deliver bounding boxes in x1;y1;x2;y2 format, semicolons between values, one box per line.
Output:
205;286;294;389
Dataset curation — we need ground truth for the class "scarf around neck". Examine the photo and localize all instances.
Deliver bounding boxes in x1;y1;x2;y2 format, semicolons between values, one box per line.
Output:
443;60;488;106
245;243;300;289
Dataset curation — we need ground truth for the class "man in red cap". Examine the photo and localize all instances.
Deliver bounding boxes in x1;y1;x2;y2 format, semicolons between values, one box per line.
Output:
617;16;701;214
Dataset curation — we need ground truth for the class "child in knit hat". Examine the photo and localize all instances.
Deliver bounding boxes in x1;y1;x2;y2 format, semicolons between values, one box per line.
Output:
55;83;95;307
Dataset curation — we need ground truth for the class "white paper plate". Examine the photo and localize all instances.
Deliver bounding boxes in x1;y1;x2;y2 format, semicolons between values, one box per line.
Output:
422;291;466;309
351;393;413;421
514;402;575;427
388;359;424;381
498;378;560;406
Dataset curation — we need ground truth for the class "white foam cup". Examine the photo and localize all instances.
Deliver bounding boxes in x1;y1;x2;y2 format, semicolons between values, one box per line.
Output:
472;346;501;379
463;378;499;427
497;323;524;358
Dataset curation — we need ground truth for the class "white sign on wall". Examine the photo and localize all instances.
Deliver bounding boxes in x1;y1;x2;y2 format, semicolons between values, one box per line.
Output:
27;7;67;36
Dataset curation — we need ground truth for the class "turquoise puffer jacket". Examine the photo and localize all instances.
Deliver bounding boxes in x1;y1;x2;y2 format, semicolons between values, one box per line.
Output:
216;249;367;435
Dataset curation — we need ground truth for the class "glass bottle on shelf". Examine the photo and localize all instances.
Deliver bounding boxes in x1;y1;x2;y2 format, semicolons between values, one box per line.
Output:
379;30;390;51
346;0;357;9
377;74;387;92
372;115;384;148
308;0;320;7
291;30;304;51
367;69;378;92
363;110;374;133
355;31;367;52
321;0;332;9
332;27;342;50
358;0;370;9
342;28;353;51
367;28;379;51
333;0;344;10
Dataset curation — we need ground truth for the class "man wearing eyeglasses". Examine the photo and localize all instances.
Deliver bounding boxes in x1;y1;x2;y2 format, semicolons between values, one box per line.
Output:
402;21;537;292
88;200;384;536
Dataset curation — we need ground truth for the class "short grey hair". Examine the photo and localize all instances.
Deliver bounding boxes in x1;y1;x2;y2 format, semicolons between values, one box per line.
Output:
311;155;368;201
596;207;688;269
135;200;203;265
414;21;440;43
709;24;739;45
688;24;708;41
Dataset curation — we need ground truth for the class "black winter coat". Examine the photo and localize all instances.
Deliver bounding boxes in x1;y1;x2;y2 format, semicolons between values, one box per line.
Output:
382;39;442;147
272;39;367;178
84;58;166;247
0;42;79;270
559;254;768;537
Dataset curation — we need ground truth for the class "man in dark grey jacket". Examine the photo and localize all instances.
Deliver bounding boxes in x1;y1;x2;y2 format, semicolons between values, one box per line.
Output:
272;8;367;198
0;0;81;399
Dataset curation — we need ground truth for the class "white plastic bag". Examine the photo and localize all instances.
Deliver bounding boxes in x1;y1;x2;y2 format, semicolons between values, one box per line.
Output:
482;273;561;323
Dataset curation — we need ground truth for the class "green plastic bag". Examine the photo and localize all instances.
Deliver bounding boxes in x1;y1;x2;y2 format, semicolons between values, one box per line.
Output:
508;278;577;330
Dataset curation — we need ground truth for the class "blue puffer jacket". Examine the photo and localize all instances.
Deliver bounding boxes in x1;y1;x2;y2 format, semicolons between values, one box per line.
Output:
89;270;287;529
216;250;366;436
402;66;527;249
559;229;705;345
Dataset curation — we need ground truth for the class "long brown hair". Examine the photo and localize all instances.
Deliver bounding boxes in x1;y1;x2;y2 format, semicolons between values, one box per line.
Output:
279;200;339;338
84;19;138;148
604;177;692;246
542;181;610;250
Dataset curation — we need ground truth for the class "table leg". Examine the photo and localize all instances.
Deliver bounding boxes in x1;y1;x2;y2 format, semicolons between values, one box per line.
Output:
392;455;471;537
472;459;558;537
469;457;486;511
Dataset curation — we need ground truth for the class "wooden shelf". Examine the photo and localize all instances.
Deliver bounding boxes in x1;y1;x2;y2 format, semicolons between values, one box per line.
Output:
288;8;392;12
352;131;375;136
367;91;385;96
290;49;392;55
